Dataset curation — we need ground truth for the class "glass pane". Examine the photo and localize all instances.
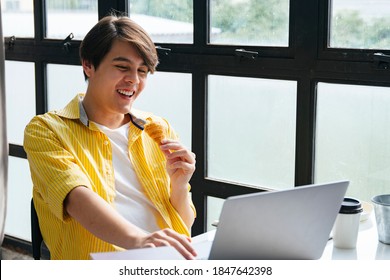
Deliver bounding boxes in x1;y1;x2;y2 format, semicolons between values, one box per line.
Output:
207;75;297;190
4;156;33;241
47;64;87;111
315;83;390;202
129;0;193;43
330;0;390;49
210;0;289;46
45;0;98;40
0;0;34;37
5;61;35;145
206;196;224;232
135;72;192;149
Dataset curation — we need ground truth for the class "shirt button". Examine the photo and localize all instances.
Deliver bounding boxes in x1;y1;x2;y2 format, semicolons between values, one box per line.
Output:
103;140;109;145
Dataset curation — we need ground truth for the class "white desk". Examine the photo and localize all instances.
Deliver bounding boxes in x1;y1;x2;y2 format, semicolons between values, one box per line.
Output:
192;214;390;260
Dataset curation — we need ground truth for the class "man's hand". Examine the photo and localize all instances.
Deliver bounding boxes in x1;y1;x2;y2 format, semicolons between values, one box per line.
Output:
160;139;196;189
141;228;197;260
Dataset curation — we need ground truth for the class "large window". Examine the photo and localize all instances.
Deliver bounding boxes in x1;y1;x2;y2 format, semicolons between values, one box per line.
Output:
129;0;193;43
329;0;390;49
210;0;290;46
45;0;98;40
46;64;87;110
315;83;390;202
1;0;34;37
2;0;389;243
207;75;297;189
5;61;35;146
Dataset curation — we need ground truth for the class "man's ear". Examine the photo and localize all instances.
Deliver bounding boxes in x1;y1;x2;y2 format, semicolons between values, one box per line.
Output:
82;60;94;78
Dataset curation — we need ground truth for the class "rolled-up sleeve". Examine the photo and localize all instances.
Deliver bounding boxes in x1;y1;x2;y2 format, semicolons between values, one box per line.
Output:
24;116;92;221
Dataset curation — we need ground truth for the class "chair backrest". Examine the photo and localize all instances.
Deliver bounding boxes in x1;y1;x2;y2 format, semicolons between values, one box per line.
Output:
31;198;44;260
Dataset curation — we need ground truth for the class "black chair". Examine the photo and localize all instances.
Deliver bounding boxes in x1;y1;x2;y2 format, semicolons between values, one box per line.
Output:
31;199;44;260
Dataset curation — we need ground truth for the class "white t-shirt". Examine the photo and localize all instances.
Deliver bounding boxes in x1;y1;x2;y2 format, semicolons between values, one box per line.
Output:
95;122;161;233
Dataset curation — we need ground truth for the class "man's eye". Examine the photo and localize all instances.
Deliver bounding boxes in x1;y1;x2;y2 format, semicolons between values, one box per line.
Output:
116;65;128;70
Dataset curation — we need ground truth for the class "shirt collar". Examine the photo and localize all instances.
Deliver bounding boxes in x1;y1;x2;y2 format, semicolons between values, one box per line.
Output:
55;93;153;129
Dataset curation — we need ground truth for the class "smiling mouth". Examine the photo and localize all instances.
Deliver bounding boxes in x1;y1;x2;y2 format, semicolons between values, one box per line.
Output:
117;89;135;97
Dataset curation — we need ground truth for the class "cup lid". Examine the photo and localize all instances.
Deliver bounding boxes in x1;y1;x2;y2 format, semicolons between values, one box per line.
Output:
339;197;363;214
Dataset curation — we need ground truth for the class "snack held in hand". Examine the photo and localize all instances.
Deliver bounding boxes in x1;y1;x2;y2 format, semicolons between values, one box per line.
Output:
144;121;167;144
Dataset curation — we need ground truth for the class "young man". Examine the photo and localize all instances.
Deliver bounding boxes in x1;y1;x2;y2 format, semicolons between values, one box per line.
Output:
24;15;197;260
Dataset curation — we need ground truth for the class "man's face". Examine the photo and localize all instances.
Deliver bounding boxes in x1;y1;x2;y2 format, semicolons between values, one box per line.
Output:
83;39;149;119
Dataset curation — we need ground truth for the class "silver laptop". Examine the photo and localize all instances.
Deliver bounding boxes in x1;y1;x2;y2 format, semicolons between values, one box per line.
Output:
196;181;349;260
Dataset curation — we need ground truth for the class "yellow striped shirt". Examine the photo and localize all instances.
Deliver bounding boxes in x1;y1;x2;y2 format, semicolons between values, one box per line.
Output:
24;94;195;260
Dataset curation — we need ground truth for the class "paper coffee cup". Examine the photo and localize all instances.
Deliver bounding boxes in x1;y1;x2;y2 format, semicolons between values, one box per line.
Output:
333;197;363;249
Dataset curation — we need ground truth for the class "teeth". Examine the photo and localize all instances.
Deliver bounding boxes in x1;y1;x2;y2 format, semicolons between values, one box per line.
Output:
117;89;134;97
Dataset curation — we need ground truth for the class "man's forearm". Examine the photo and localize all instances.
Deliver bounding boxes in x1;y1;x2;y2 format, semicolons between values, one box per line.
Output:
64;186;147;249
169;184;195;229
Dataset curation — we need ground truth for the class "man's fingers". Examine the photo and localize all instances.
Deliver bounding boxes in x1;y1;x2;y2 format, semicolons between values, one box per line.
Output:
142;229;197;260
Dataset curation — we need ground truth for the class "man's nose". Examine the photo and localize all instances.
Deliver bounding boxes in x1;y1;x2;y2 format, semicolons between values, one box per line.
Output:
124;71;139;84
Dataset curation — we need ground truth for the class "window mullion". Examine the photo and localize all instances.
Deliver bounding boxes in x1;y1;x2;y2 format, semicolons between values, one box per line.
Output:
98;0;128;19
33;0;46;41
193;0;208;49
